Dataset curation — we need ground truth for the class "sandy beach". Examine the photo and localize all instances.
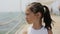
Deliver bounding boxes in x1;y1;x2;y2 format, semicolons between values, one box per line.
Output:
52;15;60;34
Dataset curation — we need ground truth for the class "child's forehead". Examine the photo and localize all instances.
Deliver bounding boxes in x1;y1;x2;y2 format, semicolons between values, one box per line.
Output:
25;8;32;13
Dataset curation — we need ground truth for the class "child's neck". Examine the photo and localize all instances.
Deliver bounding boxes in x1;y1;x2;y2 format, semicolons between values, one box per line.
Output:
32;19;42;30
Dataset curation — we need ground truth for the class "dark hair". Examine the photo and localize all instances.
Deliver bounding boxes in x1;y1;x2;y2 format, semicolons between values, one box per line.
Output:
27;2;53;30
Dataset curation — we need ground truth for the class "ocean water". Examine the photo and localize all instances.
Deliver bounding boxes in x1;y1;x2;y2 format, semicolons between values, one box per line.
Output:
0;11;26;34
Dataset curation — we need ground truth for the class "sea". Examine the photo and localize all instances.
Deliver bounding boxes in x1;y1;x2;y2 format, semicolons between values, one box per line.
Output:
0;11;26;34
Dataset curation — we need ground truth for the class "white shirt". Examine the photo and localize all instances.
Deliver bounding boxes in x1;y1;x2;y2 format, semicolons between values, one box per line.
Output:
27;25;48;34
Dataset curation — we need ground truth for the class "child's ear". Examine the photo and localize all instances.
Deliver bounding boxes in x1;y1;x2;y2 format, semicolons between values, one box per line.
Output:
36;12;42;18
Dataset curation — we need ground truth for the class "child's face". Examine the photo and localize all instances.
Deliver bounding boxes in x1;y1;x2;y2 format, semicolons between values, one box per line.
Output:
25;7;41;24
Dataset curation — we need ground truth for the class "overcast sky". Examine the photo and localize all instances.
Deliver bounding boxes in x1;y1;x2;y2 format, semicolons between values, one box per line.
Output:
0;0;20;12
0;0;59;12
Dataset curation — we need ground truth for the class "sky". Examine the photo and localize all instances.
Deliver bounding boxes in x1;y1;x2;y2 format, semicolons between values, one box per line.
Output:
0;0;20;12
0;0;59;12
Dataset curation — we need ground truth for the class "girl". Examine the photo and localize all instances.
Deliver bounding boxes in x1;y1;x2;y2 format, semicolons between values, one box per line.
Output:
25;2;53;34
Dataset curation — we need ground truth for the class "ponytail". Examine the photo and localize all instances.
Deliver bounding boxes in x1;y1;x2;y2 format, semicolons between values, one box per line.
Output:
43;5;52;30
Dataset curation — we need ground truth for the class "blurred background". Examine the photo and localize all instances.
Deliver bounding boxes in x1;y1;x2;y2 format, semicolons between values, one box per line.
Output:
0;0;60;34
